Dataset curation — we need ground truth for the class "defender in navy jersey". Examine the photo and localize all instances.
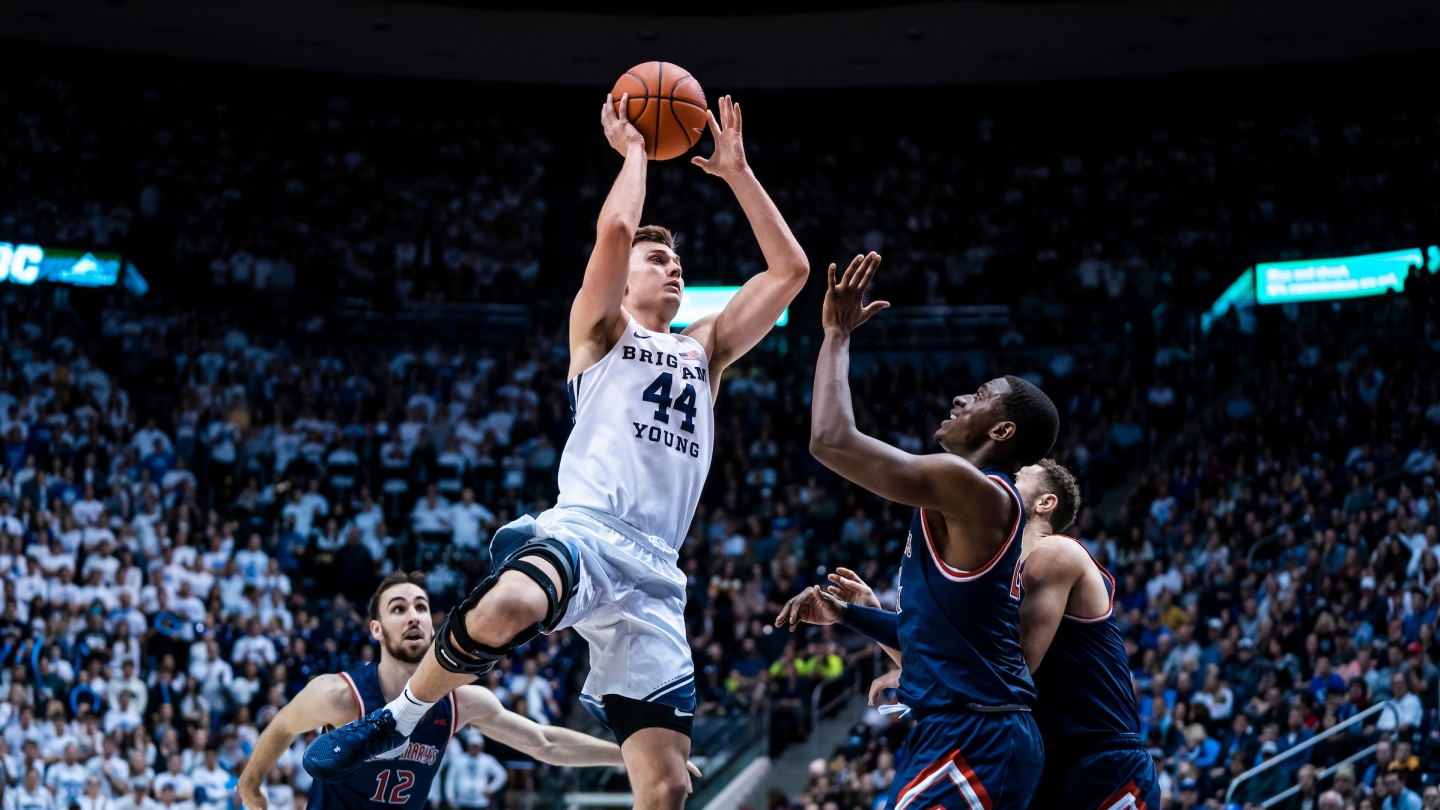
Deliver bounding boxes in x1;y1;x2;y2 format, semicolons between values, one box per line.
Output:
783;253;1060;810
238;572;695;810
827;462;1159;810
1013;461;1159;810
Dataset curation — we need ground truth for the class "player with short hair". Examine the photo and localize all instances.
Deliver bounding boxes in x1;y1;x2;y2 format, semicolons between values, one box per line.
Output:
820;459;1158;810
307;93;807;810
778;253;1058;810
1011;459;1160;810
238;571;685;810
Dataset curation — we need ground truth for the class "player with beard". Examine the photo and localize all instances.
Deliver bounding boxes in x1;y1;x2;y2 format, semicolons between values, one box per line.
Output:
238;571;697;810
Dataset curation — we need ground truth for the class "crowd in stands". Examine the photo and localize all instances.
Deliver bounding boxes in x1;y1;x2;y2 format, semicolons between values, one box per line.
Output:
3;52;1437;313
1;48;1440;810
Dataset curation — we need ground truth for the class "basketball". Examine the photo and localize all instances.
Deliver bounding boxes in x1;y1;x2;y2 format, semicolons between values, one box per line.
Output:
612;62;708;161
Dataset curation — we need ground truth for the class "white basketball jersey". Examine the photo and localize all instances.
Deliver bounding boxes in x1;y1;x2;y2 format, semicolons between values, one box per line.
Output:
556;319;715;548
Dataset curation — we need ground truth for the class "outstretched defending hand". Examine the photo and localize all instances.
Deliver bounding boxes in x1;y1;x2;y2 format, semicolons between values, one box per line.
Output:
826;567;881;608
822;252;889;335
602;93;646;157
775;585;848;631
691;95;748;180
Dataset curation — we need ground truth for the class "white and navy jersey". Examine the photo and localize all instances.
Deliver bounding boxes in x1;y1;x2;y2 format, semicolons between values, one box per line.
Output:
559;319;714;548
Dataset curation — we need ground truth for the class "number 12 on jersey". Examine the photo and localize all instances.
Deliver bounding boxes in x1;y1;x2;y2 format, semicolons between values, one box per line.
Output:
369;769;415;805
642;372;697;433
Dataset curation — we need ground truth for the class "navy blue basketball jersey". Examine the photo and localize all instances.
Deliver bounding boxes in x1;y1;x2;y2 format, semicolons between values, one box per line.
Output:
895;467;1035;716
1023;535;1140;748
309;664;457;810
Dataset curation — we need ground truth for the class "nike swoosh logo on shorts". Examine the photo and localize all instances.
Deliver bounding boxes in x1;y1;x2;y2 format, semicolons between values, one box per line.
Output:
674;709;693;717
633;331;651;339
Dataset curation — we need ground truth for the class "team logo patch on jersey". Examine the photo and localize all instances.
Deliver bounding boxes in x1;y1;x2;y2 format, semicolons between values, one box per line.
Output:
904;531;913;557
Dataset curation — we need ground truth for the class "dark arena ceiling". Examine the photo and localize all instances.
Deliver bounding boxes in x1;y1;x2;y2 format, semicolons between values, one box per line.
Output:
2;0;1437;87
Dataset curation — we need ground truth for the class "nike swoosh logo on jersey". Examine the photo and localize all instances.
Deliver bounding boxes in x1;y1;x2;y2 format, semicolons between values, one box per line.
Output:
674;709;693;717
633;331;651;339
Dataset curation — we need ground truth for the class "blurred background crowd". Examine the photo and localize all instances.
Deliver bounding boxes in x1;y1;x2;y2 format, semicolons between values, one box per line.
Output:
1;43;1439;810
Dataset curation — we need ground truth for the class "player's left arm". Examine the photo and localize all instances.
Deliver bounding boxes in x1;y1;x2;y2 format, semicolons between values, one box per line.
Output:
1018;543;1086;674
456;687;701;780
456;686;621;766
684;96;808;377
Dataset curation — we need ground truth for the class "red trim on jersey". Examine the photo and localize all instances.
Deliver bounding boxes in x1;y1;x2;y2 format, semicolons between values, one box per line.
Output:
1054;533;1117;623
893;749;993;810
1097;779;1146;810
919;475;1023;583
445;692;458;747
339;672;366;719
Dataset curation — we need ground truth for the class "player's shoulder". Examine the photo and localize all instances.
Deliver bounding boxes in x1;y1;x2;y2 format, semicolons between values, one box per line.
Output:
299;672;360;704
1023;535;1093;579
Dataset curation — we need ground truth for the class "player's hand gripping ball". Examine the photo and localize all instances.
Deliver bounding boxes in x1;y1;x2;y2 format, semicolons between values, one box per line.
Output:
612;61;708;161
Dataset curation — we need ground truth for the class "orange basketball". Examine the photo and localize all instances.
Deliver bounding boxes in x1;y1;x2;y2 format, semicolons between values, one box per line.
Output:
612;62;708;161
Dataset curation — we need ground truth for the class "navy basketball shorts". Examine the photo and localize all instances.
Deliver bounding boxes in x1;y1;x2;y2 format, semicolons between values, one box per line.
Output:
1028;740;1160;810
887;711;1044;810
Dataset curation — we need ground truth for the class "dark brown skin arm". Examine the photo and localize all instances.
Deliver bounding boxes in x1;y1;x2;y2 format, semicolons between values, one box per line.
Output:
808;254;1015;562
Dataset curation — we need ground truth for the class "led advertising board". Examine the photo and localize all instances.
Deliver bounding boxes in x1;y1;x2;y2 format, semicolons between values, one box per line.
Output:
1255;248;1424;305
671;286;789;328
0;242;122;287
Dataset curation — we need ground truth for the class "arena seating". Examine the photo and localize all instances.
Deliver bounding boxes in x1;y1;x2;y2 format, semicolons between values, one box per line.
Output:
2;55;1439;810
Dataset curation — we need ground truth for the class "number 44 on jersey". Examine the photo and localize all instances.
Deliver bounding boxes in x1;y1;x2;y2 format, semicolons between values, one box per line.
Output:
634;371;702;458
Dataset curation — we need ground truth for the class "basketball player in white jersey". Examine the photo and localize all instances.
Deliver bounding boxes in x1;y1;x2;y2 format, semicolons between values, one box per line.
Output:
308;93;808;810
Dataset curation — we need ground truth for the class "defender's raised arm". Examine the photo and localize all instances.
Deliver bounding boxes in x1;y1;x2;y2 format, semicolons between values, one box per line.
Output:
808;253;1012;527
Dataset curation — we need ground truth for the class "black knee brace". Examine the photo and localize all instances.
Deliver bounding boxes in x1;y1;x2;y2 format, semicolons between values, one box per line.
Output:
433;537;579;678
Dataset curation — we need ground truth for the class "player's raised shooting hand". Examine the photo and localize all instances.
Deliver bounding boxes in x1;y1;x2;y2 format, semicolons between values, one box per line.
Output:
691;95;747;180
827;567;881;609
822;252;888;336
775;585;847;630
602;93;646;157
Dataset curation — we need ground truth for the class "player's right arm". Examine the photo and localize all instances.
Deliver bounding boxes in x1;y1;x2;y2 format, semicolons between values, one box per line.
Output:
238;675;359;810
808;254;1014;525
568;94;649;379
1017;541;1087;673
